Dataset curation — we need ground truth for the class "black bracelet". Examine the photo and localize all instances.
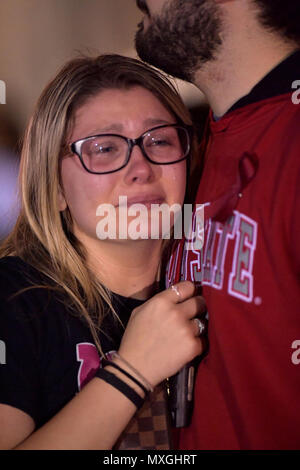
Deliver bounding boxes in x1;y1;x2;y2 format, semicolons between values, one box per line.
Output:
101;358;149;396
95;367;145;409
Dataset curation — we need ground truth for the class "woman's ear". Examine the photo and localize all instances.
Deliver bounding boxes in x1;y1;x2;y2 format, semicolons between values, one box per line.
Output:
58;185;67;211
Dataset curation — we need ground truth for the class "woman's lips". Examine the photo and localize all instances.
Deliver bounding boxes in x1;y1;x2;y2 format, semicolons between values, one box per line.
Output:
116;195;165;208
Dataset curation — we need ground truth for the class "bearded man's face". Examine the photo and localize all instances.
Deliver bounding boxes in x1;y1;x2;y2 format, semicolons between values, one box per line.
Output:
135;0;224;82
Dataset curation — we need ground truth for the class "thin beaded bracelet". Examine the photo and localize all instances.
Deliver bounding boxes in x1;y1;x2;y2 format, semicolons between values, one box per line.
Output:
111;352;154;393
95;367;144;409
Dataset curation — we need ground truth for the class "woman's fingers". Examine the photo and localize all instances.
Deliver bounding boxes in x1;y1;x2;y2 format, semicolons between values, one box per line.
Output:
180;295;207;320
164;281;196;304
191;317;206;337
166;282;206;319
118;281;207;387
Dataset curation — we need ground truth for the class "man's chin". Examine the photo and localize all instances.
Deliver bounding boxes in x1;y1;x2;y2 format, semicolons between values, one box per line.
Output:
135;30;158;67
135;40;190;81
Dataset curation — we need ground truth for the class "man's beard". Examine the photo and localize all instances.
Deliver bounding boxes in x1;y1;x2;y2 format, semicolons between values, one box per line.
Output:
135;0;223;82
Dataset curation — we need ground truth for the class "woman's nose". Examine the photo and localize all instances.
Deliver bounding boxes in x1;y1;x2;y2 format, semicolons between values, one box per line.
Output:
123;144;155;184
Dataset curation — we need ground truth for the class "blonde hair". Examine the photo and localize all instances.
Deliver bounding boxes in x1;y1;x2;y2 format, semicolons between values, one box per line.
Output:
0;54;196;354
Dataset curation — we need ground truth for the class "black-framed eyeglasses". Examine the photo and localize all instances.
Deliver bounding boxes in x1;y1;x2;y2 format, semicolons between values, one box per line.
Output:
69;124;191;175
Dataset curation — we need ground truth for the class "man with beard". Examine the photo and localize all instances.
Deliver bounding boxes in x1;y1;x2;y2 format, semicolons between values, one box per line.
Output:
135;0;300;450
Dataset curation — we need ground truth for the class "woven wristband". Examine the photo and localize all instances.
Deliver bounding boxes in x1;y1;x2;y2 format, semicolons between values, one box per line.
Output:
95;367;144;409
101;358;149;396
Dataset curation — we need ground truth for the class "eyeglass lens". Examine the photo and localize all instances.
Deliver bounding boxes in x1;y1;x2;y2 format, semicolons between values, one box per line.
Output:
80;126;189;174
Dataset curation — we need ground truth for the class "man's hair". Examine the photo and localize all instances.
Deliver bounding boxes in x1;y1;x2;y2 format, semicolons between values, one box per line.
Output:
254;0;300;43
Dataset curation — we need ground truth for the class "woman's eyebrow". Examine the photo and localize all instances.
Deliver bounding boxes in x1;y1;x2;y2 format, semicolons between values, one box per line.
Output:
86;124;124;135
142;118;174;128
80;119;174;138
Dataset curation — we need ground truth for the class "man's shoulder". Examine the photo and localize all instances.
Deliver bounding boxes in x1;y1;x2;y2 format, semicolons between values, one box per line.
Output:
282;95;300;132
244;93;300;146
273;96;300;154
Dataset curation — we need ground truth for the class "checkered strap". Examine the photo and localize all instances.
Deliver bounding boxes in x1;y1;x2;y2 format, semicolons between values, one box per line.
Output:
114;381;172;450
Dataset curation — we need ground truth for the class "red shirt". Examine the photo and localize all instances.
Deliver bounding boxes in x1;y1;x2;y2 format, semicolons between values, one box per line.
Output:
167;52;300;449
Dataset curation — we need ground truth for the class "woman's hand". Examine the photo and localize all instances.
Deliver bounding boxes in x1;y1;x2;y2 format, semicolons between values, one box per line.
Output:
118;281;206;387
1;281;206;450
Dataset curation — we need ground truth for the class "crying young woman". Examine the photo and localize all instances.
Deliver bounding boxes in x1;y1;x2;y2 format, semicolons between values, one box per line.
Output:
0;54;206;450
